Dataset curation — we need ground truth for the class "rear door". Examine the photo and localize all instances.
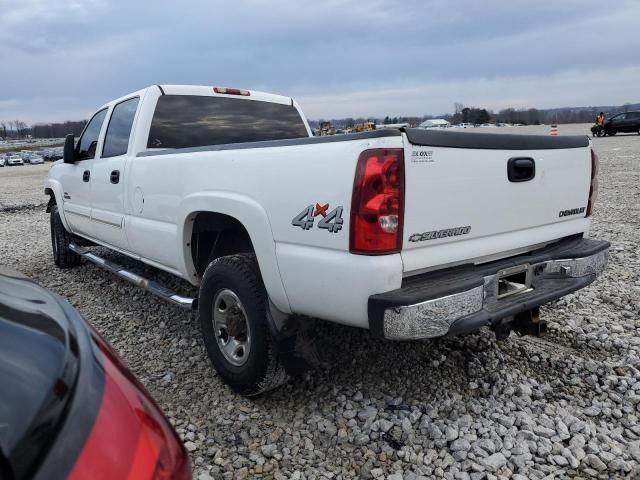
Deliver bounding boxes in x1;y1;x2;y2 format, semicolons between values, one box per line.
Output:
90;96;140;251
619;113;632;132
610;113;626;133
400;130;592;273
60;109;108;236
625;112;640;132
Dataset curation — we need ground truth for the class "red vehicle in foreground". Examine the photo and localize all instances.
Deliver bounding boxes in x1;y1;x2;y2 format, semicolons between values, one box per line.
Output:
0;267;190;480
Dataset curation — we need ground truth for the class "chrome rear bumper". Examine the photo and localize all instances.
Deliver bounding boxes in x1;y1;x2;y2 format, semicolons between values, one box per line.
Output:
368;237;609;340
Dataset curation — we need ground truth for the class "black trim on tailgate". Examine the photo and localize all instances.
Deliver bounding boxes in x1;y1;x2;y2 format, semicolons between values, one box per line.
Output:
403;128;590;150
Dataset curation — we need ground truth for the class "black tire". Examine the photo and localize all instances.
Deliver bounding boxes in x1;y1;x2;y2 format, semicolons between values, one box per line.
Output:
50;204;82;268
608;130;616;136
199;254;288;396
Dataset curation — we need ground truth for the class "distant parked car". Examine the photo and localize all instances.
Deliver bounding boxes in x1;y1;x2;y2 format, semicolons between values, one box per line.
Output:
603;111;640;136
6;155;24;166
0;268;191;480
44;148;64;161
26;154;44;164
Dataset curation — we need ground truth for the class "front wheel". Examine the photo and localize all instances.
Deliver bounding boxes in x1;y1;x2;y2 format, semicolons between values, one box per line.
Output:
50;204;81;268
199;254;288;396
608;130;616;136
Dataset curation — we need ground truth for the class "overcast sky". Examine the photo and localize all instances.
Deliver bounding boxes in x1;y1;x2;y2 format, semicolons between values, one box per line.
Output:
1;0;640;123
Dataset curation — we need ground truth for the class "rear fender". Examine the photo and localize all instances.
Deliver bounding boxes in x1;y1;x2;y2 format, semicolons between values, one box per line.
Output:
178;192;291;314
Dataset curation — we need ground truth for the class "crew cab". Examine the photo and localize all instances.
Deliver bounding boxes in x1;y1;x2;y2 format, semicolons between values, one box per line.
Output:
46;85;609;396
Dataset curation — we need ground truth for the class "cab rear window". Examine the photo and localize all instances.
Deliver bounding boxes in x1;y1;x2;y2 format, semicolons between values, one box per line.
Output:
147;95;308;149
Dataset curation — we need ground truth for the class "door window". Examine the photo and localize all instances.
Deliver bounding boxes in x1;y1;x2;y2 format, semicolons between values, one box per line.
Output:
612;114;626;123
77;109;107;160
102;97;140;158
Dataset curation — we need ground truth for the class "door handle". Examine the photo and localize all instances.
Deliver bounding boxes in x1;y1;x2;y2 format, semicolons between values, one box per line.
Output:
83;170;90;182
110;170;120;184
507;157;535;182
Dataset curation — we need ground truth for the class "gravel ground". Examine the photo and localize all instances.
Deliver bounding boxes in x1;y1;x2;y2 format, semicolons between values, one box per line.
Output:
0;162;50;209
1;125;639;479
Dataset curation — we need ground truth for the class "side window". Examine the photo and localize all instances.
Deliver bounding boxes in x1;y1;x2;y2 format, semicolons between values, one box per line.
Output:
612;114;626;123
77;109;108;161
102;97;140;158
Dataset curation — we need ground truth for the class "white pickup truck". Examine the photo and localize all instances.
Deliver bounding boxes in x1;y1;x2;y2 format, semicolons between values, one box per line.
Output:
46;85;609;396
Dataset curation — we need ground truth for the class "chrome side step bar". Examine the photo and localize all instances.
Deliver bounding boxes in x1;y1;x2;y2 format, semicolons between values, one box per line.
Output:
69;243;196;310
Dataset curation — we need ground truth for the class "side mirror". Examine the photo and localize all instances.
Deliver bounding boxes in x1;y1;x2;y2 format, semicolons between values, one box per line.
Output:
63;134;76;164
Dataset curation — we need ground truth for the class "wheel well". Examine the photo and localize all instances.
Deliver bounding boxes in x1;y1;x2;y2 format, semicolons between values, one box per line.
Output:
45;188;55;212
190;212;255;277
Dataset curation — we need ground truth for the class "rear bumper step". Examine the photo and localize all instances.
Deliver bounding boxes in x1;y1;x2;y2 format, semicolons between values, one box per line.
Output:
69;243;196;310
368;237;609;340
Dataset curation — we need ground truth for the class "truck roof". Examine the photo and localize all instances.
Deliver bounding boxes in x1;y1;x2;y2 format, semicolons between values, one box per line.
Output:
99;85;294;111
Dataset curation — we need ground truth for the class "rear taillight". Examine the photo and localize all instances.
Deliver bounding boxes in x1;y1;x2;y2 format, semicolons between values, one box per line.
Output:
586;148;599;217
350;148;405;254
69;335;191;480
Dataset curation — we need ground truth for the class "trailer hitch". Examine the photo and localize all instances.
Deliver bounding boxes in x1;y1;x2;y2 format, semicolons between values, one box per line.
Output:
512;307;546;337
491;307;546;340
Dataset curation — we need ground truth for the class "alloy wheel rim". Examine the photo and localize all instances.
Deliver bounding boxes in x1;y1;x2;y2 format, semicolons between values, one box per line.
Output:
212;289;251;367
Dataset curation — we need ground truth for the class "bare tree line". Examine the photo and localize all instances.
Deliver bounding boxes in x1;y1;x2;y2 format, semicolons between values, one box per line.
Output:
0;120;29;138
312;101;640;129
0;119;87;139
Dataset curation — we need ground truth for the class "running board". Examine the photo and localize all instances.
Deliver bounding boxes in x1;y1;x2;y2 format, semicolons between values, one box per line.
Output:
69;243;196;310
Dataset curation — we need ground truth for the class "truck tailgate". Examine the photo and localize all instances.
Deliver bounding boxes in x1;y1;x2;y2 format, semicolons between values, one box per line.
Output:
401;129;592;274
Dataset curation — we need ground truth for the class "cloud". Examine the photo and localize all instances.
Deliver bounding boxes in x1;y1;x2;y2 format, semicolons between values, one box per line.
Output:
0;0;639;123
297;66;640;118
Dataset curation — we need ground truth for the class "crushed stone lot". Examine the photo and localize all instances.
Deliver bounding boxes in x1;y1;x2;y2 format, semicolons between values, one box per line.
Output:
1;125;639;480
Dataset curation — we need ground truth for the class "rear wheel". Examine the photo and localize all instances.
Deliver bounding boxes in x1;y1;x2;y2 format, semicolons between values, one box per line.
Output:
198;254;288;396
50;204;81;268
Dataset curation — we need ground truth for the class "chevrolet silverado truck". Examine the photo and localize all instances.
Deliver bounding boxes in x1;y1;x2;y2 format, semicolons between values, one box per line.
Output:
46;85;609;396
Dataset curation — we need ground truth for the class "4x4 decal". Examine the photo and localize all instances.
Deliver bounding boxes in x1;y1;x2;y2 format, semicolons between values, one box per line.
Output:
292;203;344;233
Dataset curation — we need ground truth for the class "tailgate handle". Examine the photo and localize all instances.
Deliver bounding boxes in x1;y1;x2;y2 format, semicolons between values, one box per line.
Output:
508;157;535;182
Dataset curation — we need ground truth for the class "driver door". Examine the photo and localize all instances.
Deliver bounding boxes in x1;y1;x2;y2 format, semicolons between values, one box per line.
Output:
59;108;108;236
